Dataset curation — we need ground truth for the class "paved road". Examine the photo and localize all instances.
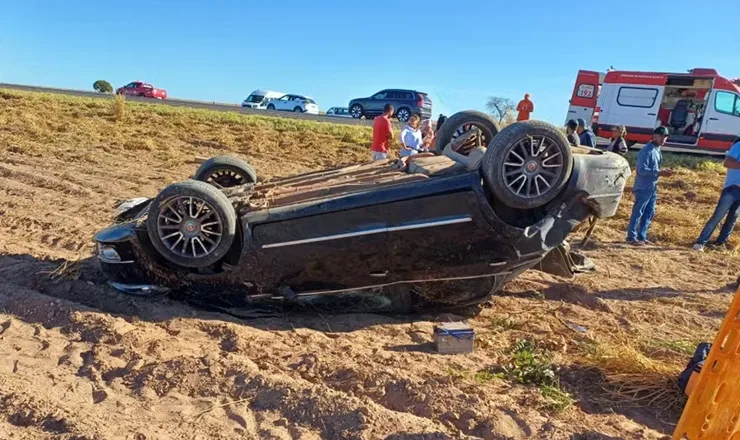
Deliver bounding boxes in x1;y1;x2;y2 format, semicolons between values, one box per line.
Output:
0;82;393;128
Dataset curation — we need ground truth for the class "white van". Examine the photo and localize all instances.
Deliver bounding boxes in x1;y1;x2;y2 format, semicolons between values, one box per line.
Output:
241;89;285;109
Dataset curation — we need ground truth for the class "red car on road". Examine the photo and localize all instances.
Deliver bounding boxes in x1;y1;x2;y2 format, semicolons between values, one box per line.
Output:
116;81;167;99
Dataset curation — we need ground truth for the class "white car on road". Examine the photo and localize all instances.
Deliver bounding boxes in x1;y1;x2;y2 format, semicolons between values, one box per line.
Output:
266;94;319;114
326;107;352;118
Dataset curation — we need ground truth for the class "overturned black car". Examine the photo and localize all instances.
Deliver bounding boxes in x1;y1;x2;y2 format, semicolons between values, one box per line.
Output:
94;111;630;311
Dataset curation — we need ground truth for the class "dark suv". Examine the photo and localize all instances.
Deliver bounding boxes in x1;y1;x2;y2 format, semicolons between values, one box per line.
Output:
348;89;432;122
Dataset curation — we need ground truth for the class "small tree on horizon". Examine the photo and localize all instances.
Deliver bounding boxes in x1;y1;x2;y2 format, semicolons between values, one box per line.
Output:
485;96;515;124
93;80;113;94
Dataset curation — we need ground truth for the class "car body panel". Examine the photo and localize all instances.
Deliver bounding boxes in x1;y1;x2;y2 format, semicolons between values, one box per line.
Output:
95;150;630;306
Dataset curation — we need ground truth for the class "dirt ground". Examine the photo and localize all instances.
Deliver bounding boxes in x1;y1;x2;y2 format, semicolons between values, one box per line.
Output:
1;89;739;439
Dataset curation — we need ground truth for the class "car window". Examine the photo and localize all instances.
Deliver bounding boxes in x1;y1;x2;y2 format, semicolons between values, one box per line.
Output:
327;108;334;114
279;95;290;101
372;91;388;100
617;87;658;108
400;91;413;100
715;91;740;117
304;98;315;104
125;83;136;88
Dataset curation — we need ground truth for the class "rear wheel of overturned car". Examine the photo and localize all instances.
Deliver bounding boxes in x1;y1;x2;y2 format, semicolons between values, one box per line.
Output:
482;120;573;210
193;156;257;189
147;180;237;268
434;110;500;155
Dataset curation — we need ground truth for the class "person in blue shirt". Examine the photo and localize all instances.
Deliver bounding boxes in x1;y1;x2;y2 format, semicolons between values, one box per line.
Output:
626;126;673;245
693;137;740;251
576;118;596;148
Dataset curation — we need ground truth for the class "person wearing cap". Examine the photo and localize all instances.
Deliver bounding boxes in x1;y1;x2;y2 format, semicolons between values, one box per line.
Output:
692;136;740;252
516;94;534;121
626;126;674;245
576;118;596;148
565;119;581;147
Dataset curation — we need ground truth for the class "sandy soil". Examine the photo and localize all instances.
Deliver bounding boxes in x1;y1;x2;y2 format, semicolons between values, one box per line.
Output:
1;90;739;439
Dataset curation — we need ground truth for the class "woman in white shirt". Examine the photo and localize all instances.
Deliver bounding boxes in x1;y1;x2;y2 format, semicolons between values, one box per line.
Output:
399;114;423;158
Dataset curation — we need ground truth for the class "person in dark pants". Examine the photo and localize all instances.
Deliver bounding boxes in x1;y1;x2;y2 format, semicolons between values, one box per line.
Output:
576;118;596;147
626;126;673;245
607;125;628;155
565;119;581;146
693;137;740;251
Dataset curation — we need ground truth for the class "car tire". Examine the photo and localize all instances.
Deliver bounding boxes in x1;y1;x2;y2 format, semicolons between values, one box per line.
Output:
349;104;364;119
147;180;237;269
267;104;275;110
396;108;411;123
293;107;303;113
139;93;146;97
482;120;573;210
433;110;500;155
193;156;257;189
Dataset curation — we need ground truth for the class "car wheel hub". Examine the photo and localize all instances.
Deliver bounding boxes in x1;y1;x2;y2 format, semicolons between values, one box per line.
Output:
451;124;489;153
156;196;223;258
501;135;564;199
208;170;246;189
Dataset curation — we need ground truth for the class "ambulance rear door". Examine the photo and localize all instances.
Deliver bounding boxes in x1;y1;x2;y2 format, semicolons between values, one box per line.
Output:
565;70;601;125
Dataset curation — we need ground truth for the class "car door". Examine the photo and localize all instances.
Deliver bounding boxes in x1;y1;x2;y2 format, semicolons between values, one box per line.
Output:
275;95;291;111
121;83;135;96
607;85;665;132
367;90;389;115
382;190;518;282
702;89;740;151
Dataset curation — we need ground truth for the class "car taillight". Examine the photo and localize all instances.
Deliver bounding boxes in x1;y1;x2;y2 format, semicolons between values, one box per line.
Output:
417;96;423;107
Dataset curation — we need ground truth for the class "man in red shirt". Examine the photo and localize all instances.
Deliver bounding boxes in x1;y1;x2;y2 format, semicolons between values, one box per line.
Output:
371;104;394;160
516;94;534;121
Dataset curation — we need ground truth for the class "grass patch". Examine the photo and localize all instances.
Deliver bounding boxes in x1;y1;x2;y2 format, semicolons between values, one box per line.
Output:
446;368;499;385
497;339;574;413
113;93;126;121
578;338;683;410
624;150;724;172
489;316;522;331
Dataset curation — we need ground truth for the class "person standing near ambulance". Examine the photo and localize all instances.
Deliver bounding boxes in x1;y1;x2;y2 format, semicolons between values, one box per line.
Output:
576;118;596;148
516;94;534;121
626;126;674;245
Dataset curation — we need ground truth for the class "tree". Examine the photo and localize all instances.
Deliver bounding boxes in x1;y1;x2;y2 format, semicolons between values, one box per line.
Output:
485;96;515;124
93;80;113;94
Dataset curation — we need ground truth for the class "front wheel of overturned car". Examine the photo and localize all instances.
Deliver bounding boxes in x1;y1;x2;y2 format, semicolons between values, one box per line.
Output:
434;110;500;155
193;156;257;189
482;120;573;210
146;180;237;269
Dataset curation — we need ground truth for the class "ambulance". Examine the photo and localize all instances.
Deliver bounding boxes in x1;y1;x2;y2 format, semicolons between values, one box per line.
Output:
566;68;740;154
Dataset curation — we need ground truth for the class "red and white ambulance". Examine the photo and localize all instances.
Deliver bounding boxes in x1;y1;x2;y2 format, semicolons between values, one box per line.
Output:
566;68;740;154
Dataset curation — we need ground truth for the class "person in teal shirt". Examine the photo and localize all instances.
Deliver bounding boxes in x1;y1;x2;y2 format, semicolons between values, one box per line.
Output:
626;126;673;245
693;137;740;251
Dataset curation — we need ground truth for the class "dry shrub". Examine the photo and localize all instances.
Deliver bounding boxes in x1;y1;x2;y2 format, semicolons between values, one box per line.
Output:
580;337;684;410
113;94;126;121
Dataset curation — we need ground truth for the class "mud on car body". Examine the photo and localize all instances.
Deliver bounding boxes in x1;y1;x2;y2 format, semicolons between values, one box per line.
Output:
95;111;631;311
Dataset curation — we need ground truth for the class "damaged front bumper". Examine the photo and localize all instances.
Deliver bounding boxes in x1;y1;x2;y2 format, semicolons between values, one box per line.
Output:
95;221;168;295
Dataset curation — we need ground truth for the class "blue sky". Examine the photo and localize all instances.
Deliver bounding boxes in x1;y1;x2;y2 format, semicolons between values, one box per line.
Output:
1;0;739;124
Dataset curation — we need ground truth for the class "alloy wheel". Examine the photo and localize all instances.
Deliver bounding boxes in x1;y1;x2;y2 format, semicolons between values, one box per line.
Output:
156;196;224;259
501;135;565;199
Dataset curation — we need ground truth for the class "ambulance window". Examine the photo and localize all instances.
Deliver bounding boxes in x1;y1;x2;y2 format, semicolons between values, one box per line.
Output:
576;84;595;99
617;87;658;108
715;91;740;117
